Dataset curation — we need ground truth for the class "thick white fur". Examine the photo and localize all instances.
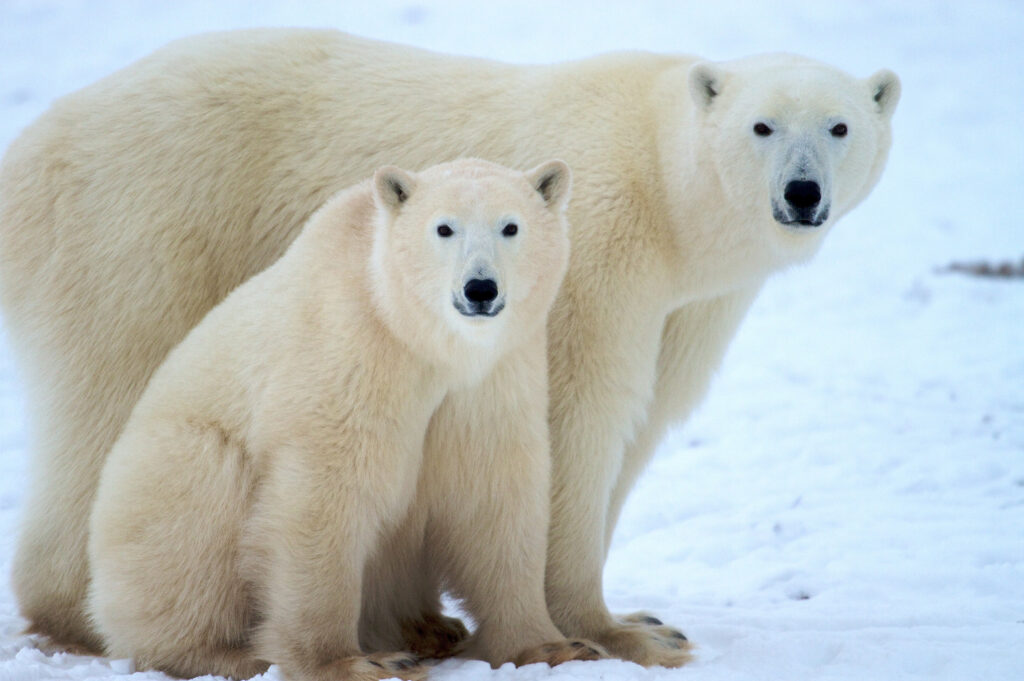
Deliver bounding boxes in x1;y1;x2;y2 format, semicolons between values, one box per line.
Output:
86;158;593;680
0;29;899;666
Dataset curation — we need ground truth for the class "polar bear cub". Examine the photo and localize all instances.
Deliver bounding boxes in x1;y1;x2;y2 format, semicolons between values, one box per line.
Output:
86;158;587;681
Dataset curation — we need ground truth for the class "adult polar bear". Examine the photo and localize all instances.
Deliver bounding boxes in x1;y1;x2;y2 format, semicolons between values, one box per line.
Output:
0;29;899;666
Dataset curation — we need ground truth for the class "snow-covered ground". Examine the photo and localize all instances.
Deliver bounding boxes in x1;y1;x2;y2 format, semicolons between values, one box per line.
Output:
1;1;1021;680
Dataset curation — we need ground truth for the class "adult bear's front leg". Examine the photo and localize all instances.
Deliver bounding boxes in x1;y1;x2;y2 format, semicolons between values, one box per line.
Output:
542;405;692;668
600;291;759;658
543;296;693;668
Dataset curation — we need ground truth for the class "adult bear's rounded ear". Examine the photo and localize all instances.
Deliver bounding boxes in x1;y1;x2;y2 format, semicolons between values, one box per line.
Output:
526;159;572;212
867;69;901;119
688;62;723;110
373;166;417;212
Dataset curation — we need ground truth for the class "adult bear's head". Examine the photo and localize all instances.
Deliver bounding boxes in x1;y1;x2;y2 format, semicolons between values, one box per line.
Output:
679;53;899;271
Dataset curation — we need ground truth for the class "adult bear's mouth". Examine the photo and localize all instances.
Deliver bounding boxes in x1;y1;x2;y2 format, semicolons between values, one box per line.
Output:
781;216;826;228
773;179;830;228
772;202;830;228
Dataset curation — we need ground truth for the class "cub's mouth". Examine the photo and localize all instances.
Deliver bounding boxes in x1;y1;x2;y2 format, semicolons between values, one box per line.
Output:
453;298;505;317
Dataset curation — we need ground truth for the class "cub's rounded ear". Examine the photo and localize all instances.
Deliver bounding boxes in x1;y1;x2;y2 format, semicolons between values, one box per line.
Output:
373;166;417;212
867;69;901;118
688;62;723;110
527;159;572;212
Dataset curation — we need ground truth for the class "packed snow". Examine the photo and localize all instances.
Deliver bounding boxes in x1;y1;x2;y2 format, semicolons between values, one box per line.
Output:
1;1;1021;680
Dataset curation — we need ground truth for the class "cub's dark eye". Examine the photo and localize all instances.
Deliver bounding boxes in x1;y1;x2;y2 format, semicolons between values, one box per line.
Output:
502;223;518;237
830;123;848;137
436;224;453;237
753;122;773;137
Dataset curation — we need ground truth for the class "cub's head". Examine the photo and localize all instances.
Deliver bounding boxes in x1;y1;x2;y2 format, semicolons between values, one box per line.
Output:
687;54;899;261
370;158;571;373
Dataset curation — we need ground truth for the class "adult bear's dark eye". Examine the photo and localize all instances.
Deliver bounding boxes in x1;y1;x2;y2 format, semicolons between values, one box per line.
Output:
436;224;453;237
753;122;773;136
830;123;848;137
502;223;518;237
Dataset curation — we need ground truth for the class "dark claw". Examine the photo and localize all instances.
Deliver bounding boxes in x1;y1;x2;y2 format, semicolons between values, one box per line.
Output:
671;631;688;642
368;660;384;668
570;641;585;649
641;615;663;626
391;657;417;670
585;647;601;657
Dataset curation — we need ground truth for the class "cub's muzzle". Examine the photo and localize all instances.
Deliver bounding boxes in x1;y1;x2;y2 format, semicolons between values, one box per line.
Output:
454;278;505;317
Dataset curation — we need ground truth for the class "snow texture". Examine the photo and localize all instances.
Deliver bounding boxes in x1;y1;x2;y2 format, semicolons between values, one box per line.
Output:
1;1;1022;680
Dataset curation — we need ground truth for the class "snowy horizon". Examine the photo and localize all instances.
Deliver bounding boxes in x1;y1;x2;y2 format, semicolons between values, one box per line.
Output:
1;2;1022;680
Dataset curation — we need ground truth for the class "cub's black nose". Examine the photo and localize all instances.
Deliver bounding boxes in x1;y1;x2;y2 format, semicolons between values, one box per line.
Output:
464;278;498;304
784;180;822;210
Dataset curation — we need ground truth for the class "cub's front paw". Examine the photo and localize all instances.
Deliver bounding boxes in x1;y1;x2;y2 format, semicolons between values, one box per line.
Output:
594;614;692;668
401;612;469;659
514;638;608;667
328;652;427;681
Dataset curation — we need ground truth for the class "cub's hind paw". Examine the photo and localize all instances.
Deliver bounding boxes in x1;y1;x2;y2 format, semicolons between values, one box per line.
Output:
401;612;469;659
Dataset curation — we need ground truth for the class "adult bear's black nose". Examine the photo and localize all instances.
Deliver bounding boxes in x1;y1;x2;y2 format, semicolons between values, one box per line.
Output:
784;180;821;210
464;278;498;304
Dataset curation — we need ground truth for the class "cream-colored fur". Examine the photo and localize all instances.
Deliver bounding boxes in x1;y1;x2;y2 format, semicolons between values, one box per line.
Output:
86;158;595;680
0;29;899;666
